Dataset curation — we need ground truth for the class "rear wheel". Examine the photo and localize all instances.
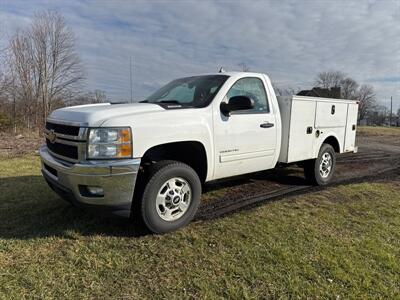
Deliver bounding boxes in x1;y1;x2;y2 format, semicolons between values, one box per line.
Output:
304;143;336;186
139;160;201;234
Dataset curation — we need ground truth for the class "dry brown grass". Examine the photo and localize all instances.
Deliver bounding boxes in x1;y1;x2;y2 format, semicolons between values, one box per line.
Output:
0;130;42;158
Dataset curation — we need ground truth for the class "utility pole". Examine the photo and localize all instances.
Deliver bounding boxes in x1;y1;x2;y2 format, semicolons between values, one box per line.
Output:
389;96;392;127
129;56;133;103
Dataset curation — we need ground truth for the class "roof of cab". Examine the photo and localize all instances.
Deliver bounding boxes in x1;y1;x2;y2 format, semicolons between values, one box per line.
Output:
215;71;264;76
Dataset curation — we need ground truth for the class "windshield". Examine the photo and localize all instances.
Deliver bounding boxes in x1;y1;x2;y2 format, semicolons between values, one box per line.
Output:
144;75;229;108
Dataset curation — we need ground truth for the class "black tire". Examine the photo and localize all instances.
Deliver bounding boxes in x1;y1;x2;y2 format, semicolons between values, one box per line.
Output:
304;143;336;186
139;160;201;234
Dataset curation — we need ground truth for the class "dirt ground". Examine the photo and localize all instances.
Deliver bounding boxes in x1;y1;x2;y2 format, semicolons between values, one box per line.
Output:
0;131;43;158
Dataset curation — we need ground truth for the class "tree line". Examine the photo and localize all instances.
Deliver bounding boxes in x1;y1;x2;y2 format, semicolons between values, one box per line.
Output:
0;10;106;132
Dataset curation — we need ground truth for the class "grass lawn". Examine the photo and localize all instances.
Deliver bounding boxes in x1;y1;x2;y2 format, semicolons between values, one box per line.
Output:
1;155;399;299
358;125;400;137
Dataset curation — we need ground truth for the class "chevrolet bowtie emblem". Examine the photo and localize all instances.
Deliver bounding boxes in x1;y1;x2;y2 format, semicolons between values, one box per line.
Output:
47;130;57;143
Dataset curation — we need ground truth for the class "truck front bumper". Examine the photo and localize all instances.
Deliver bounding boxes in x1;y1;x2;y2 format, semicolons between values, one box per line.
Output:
39;145;140;218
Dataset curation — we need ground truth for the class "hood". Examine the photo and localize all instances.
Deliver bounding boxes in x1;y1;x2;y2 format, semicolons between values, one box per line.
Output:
48;103;164;126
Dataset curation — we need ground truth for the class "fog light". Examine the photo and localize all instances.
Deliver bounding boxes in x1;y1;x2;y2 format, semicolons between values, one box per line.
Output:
87;186;104;196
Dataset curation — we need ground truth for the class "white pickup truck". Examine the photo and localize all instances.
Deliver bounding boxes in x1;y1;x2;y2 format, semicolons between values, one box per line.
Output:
40;72;358;233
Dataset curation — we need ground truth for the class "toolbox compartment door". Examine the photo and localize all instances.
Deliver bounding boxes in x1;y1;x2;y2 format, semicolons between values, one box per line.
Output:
315;101;347;128
344;103;358;151
286;99;316;162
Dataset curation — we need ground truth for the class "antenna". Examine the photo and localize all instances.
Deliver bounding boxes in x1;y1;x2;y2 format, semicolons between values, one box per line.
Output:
130;56;133;103
219;67;225;73
389;96;392;127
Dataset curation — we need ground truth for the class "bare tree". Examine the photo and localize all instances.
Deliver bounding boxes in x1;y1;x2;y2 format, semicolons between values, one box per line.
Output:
91;89;107;103
66;89;107;106
0;48;10;95
368;105;387;126
0;61;13;127
340;77;359;100
315;71;346;89
0;68;11;96
357;84;376;121
238;62;250;72
8;30;36;128
273;83;300;96
315;71;358;99
8;10;84;127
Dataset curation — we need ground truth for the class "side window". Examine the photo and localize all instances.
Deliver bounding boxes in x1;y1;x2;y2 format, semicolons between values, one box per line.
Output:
226;77;269;113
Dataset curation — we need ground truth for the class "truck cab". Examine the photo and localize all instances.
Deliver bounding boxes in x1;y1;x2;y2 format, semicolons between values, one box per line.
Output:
40;72;358;233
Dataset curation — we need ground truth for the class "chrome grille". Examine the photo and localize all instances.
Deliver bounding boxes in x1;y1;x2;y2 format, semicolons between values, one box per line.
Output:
44;120;88;163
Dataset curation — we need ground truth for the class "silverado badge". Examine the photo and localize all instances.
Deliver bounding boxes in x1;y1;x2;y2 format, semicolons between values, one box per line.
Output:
47;130;57;143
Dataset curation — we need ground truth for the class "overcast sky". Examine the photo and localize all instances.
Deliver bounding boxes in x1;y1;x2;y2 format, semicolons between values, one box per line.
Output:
1;0;399;110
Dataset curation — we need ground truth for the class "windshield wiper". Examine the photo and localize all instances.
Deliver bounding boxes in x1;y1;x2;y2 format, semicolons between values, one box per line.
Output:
158;100;181;104
140;99;193;108
140;100;181;104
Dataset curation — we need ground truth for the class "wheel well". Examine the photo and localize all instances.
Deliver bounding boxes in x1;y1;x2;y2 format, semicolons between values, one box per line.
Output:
141;141;208;182
323;136;340;153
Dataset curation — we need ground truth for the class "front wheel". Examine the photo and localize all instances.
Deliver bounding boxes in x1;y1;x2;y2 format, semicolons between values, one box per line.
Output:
140;160;201;234
304;144;336;186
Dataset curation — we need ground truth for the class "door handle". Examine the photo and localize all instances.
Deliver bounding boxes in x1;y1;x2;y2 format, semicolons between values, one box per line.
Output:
260;122;274;128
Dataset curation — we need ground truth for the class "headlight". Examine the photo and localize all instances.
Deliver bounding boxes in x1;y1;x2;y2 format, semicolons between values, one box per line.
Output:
87;128;132;159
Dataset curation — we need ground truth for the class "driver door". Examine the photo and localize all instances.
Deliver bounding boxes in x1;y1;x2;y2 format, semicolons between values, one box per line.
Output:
213;76;277;179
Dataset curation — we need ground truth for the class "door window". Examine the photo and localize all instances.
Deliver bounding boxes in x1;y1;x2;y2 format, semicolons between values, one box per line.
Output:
226;77;269;113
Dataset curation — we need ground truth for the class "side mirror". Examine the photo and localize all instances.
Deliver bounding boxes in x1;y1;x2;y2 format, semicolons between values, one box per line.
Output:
220;96;254;116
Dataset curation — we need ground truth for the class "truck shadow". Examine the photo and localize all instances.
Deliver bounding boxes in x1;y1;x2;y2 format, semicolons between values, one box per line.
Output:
0;175;147;239
0;168;307;240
